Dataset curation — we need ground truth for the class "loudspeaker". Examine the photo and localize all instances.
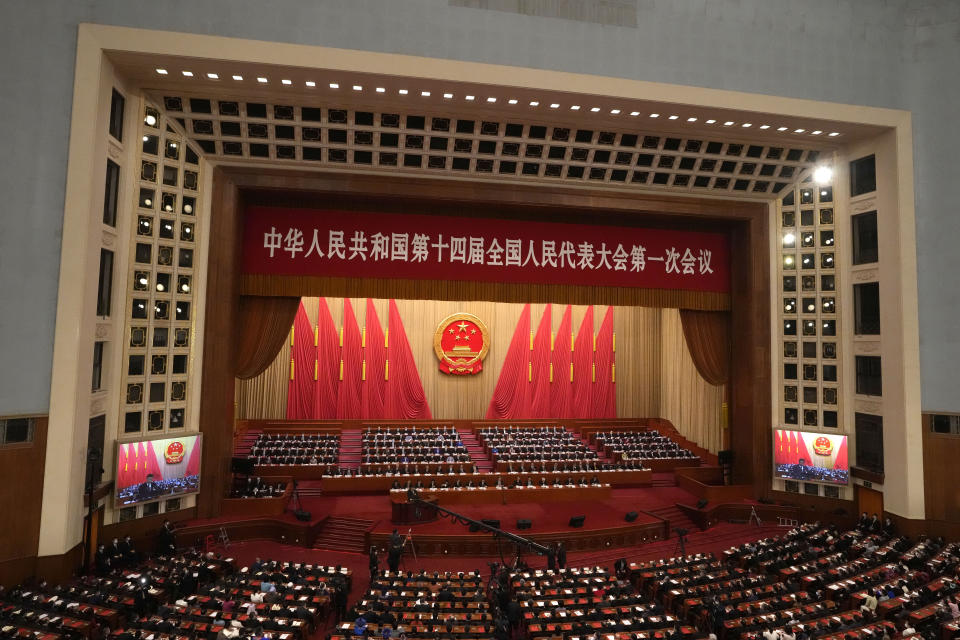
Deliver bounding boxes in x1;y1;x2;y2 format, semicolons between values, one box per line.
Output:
569;515;586;528
625;511;639;522
517;519;532;530
696;499;709;510
294;510;312;522
718;449;734;465
230;457;255;475
481;519;500;529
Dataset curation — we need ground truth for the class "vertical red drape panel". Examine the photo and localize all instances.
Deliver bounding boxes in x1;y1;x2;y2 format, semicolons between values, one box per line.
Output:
385;299;432;419
571;306;594;419
315;297;340;419
185;438;201;477
550;305;573;419
136;442;148;485
285;302;318;419
834;436;848;470
144;441;163;481
485;304;532;419
796;432;812;464
592;305;616;418
117;445;129;489
679;310;731;385
336;299;363;419
529;304;552;418
362;299;387;419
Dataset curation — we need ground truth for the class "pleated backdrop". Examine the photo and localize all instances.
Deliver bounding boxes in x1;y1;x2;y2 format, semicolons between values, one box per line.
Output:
235;298;725;452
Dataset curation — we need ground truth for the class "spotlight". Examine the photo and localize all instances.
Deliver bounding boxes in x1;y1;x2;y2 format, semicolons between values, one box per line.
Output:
813;166;833;184
783;233;795;245
183;204;193;214
144;114;157;126
156;283;165;292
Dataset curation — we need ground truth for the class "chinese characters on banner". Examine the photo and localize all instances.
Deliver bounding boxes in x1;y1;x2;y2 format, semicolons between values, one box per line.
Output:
242;207;730;293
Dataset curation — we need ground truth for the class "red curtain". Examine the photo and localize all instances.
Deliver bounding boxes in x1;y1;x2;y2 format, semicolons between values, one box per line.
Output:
362;299;387;419
385;299;432;419
117;444;130;489
315;298;340;419
286;302;317;419
571;306;594;419
185;438;201;477
529;304;552;418
235;296;301;379
834;436;848;470
679;310;731;385
144;441;163;481
592;306;616;418
336;299;363;419
550;305;573;419
135;442;148;485
796;431;812;464
485;304;532;419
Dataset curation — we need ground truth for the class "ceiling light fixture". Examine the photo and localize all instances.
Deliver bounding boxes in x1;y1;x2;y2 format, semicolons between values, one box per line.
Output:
305;81;316;87
590;107;601;112
550;103;560;109
232;75;243;81
777;126;789;131
668;115;679;120
399;89;409;95
486;97;496;102
181;71;194;77
529;101;539;106
829;132;840;136
374;87;386;93
611;109;621;114
570;105;581;110
742;123;752;128
794;128;805;133
630;111;640;116
352;85;362;91
508;98;518;104
649;113;659;118
687;117;697;122
257;77;268;83
206;73;219;80
443;93;454;99
156;68;168;75
724;121;734;126
705;119;716;124
812;130;823;135
759;124;770;129
281;79;292;85
329;82;339;89
421;91;431;97
813;165;833;184
465;94;475;100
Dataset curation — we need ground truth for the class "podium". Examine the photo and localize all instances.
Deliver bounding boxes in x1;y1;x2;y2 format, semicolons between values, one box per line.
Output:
390;494;438;525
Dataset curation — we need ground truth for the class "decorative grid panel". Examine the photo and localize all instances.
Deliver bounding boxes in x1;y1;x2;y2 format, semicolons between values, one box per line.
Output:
119;100;202;436
150;92;825;199
778;178;840;434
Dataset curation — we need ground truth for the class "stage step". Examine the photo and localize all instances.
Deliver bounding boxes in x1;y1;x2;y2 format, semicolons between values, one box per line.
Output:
313;516;373;553
338;429;363;469
457;430;493;472
647;504;699;534
232;429;263;457
651;473;677;487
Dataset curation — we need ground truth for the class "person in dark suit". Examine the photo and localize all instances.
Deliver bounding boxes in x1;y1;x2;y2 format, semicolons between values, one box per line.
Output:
547;544;557;571
369;546;379;581
557;543;567;570
137;474;162;502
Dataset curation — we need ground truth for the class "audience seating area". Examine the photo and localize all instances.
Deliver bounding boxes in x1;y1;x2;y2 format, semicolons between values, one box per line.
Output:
248;433;339;468
593;430;698;464
479;426;599;472
361;426;474;475
228;477;288;499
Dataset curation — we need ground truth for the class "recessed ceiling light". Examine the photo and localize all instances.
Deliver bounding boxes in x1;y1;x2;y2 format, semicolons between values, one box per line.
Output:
630;111;640;116
813;165;833;184
422;91;431;97
465;95;475;100
759;124;770;130
777;126;789;131
724;121;734;126
610;109;621;114
811;130;823;135
206;73;219;80
443;93;454;99
742;123;752;128
687;117;697;122
352;85;362;91
570;105;580;110
182;71;194;77
705;119;716;124
508;98;518;104
375;87;385;93
794;128;805;133
329;82;339;89
529;101;539;106
829;132;840;136
590;107;601;113
156;68;168;75
232;75;243;81
649;113;659;118
486;97;496;102
257;77;268;83
281;79;292;85
399;89;409;95
305;81;316;87
550;103;560;109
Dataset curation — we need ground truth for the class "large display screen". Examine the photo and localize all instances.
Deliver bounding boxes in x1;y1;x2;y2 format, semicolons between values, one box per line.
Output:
774;429;849;485
115;434;202;506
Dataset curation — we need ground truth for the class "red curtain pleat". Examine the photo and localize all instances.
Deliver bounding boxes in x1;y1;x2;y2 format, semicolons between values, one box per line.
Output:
336;299;363;419
185;438;201;477
385;299;432;419
571;305;594;419
136;442;148;485
485;304;532;419
592;305;616;419
834;436;848;470
550;305;573;419
285;301;317;419
797;431;812;464
362;299;387;419
117;445;129;489
145;441;163;481
529;304;552;418
315;297;340;419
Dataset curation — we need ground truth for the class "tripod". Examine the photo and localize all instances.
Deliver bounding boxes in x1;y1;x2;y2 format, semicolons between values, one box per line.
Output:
399;528;418;569
288;480;310;521
673;528;688;557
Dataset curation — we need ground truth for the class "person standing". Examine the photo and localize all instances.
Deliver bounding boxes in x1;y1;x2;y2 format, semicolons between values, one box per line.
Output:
369;546;380;580
557;542;567;570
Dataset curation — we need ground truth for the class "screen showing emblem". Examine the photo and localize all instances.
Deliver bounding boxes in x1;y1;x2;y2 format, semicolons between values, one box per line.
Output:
434;313;490;375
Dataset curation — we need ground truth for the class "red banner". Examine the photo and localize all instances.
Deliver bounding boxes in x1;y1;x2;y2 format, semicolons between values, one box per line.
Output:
242;206;730;292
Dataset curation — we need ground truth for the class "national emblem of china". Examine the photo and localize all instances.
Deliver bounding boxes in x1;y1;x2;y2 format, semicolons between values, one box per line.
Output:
164;440;185;464
434;313;490;375
812;436;833;456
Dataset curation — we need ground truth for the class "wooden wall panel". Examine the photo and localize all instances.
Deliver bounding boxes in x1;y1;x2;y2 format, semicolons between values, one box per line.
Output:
0;417;47;586
922;415;960;522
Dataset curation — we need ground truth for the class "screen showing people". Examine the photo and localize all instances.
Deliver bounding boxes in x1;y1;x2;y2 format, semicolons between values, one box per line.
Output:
115;435;202;506
774;429;848;485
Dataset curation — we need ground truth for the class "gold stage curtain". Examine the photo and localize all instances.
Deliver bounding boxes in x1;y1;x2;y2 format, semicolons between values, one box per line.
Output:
679;309;731;386
235;296;301;379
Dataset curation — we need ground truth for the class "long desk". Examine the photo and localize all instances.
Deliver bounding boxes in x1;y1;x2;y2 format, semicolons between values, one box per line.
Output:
322;469;651;493
389;484;611;505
